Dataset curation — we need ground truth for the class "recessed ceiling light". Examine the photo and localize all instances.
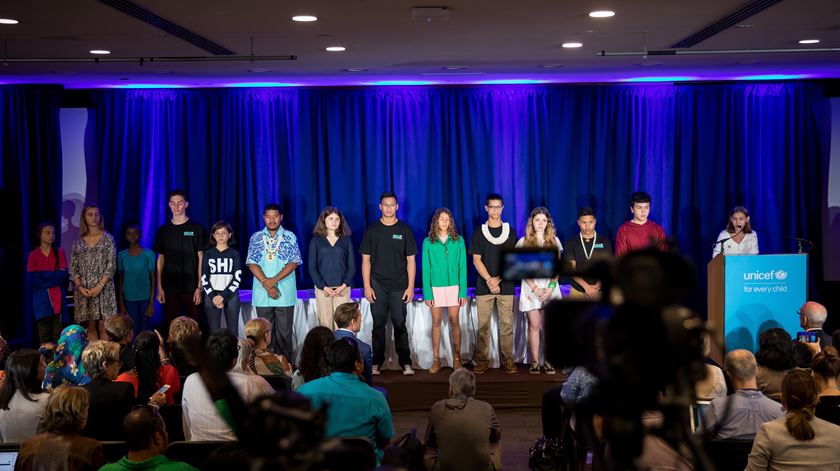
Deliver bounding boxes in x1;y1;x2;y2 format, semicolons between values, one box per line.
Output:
0;18;19;25
540;64;563;69
735;24;755;29
292;15;317;22
345;68;368;72
562;42;583;48
250;68;270;73
798;39;820;44
90;49;111;55
325;46;346;52
589;10;615;18
444;65;467;70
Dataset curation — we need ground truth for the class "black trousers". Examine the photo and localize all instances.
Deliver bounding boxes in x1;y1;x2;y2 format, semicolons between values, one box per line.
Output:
256;306;295;362
36;315;62;344
370;279;411;367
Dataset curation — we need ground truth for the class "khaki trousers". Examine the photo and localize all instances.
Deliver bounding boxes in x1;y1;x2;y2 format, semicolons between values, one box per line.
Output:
314;286;351;329
568;287;602;301
475;294;515;366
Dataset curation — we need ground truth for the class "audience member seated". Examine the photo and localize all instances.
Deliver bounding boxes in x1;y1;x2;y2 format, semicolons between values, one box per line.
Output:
117;331;181;405
791;342;814;369
100;405;198;471
164;316;200;377
755;328;795;402
104;314;135;374
333;302;374;385
80;340;136;440
799;301;832;350
43;324;90;390
292;326;334;390
182;329;274;441
232;337;254;374
812;347;840;426
705;349;783;439
424;368;500;471
745;369;840;470
16;385;104;471
244;318;293;376
696;332;727;400
298;338;394;465
0;349;50;443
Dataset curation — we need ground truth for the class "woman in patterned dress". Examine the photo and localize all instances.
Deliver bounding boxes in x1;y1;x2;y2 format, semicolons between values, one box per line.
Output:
70;203;117;341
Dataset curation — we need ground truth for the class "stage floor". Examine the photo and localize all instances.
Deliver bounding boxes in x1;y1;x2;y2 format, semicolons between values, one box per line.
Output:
375;365;565;412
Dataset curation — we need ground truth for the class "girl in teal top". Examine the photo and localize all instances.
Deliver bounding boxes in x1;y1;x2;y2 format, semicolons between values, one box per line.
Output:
422;208;467;374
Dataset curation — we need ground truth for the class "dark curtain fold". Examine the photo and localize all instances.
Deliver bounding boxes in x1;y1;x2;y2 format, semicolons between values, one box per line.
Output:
0;85;64;344
89;83;831;312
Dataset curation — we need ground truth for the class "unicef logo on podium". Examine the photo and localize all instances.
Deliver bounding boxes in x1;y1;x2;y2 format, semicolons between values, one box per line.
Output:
743;269;789;281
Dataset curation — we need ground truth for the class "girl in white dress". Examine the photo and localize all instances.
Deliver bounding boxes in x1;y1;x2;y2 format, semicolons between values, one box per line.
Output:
516;207;563;374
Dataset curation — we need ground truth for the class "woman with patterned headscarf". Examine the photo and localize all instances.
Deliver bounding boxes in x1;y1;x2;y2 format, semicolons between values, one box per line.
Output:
42;324;90;390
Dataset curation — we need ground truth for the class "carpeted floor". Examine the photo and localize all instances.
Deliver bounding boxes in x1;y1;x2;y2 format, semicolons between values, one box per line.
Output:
392;408;544;471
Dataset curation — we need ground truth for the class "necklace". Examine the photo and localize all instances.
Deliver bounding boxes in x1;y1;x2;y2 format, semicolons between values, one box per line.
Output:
580;232;597;261
262;227;284;261
482;222;510;245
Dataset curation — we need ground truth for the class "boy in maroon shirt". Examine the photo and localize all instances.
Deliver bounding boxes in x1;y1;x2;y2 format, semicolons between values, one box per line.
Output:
615;192;666;257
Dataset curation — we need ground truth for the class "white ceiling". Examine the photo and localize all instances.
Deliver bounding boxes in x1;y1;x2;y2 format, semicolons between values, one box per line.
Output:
0;0;839;87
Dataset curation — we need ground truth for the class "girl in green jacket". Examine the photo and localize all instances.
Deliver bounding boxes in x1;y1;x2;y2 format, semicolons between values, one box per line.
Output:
422;208;468;374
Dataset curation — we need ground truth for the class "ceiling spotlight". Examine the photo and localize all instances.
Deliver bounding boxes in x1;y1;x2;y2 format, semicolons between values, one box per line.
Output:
562;42;583;48
444;65;467;70
540;64;563;69
292;15;317;22
89;49;111;55
589;10;615;18
798;39;820;44
325;46;346;52
0;18;19;25
345;68;368;72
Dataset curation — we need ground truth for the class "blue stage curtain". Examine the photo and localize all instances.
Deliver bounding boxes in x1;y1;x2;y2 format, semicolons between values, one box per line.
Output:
88;83;831;310
0;85;64;345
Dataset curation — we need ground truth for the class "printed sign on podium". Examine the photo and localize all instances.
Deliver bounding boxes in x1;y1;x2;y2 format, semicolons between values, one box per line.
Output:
708;254;807;353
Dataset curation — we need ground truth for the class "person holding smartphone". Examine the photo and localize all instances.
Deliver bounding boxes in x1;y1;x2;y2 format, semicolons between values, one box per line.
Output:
515;207;562;374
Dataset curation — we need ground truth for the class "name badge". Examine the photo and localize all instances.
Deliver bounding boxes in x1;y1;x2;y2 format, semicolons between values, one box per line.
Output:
392;234;403;240
594;243;604;248
183;231;194;236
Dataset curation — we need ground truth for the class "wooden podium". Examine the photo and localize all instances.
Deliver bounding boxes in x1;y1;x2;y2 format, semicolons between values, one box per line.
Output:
707;254;807;356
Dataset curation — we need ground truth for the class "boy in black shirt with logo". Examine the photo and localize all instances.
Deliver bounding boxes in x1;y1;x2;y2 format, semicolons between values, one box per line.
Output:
564;207;612;299
360;192;417;375
153;189;206;335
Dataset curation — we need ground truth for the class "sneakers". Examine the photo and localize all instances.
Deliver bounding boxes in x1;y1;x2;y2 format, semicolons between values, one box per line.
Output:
503;360;518;374
403;365;415;376
428;359;441;374
529;362;541;375
544;362;556;375
372;365;380;376
473;362;489;374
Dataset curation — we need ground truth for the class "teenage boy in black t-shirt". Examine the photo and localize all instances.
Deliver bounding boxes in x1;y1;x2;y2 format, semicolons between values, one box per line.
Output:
360;192;417;375
564;207;613;299
470;193;518;374
153;189;206;335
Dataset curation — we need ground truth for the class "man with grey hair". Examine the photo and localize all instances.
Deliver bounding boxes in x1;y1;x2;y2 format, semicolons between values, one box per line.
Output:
704;349;782;439
424;368;501;471
799;301;832;350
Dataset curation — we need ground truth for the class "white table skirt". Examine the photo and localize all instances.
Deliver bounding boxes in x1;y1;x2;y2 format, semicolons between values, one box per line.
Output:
230;289;566;370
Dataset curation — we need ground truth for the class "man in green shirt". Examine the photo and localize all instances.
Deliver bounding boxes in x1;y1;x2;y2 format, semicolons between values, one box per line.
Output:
100;406;198;471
